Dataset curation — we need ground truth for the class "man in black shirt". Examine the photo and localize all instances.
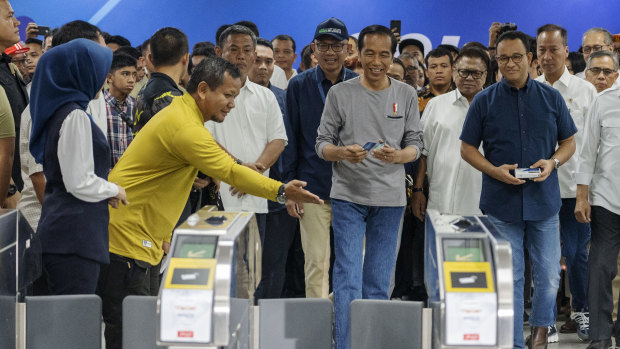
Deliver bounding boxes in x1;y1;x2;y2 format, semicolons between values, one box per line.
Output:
133;27;188;134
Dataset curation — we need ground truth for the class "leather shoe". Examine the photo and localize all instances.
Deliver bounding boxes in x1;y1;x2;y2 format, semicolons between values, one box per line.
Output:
560;318;577;333
586;339;613;349
528;327;548;349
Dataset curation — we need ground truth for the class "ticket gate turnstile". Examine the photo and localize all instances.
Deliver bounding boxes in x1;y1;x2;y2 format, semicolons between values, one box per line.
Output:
424;210;513;349
157;207;261;348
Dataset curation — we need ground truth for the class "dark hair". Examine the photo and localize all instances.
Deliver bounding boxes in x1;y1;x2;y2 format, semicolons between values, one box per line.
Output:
187;56;241;93
425;47;453;67
234;21;259;37
300;44;313;71
52;20;101;47
106;35;131;48
218;25;257;48
587;50;619;70
567;51;586;74
188;46;216;73
496;30;530;53
462;41;488;52
101;31;111;42
43;27;58;42
115;46;140;60
25;38;42;47
536;24;568;46
528;35;537;60
437;44;459;56
138;38;150;55
215;24;231;46
149;27;189;67
358;25;397;54
193;41;214;52
272;34;296;52
110;53;137;73
454;47;490;72
191;46;216;58
256;38;273;50
392;57;406;73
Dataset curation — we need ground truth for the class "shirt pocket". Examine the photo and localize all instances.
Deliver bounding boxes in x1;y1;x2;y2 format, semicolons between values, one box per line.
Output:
567;102;586;132
601;118;620;147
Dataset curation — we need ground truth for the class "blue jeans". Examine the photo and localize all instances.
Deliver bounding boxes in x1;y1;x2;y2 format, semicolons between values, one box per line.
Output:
559;198;590;311
331;199;405;349
487;214;561;349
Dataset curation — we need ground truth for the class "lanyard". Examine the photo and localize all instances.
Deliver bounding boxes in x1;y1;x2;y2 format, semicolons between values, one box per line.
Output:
316;68;347;104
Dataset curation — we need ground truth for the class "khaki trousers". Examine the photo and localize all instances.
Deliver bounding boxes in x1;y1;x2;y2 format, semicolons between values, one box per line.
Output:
299;202;332;298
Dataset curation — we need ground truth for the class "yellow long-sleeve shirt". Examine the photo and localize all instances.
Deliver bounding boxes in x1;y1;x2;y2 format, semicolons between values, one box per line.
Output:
108;93;281;265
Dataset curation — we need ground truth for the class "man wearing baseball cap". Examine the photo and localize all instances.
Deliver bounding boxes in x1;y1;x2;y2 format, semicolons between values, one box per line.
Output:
399;38;425;61
282;17;358;299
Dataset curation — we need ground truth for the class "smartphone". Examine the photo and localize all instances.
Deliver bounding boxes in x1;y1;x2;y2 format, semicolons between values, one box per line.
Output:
35;25;51;37
390;20;402;36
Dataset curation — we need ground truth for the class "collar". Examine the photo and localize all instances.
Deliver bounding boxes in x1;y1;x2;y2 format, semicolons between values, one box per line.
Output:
181;93;205;124
103;89;129;106
150;72;180;89
540;67;571;88
500;75;533;91
453;88;468;104
240;77;257;95
316;65;345;84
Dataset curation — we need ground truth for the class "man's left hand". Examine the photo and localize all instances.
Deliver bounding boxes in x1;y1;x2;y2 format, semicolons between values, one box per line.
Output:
372;143;400;164
530;159;555;182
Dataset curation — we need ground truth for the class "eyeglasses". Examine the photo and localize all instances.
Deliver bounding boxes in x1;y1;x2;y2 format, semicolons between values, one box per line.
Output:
588;67;617;76
405;65;419;72
582;45;604;54
314;42;346;53
456;69;486;79
495;53;525;65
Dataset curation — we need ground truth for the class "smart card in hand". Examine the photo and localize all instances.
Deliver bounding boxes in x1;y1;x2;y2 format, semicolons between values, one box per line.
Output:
362;142;377;151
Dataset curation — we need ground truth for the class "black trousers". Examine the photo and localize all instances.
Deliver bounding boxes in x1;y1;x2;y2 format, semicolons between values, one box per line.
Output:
97;253;157;349
255;209;298;300
43;253;100;295
588;205;620;340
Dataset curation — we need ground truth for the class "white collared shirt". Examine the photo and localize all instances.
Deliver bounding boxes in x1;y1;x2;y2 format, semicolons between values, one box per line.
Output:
536;67;597;198
576;85;620;215
270;65;289;90
421;89;482;215
205;78;287;213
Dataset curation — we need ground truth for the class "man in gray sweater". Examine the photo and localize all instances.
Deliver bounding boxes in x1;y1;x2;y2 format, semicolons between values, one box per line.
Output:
315;24;423;349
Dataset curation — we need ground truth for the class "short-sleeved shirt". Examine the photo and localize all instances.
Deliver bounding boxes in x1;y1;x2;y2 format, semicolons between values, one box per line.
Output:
460;78;577;222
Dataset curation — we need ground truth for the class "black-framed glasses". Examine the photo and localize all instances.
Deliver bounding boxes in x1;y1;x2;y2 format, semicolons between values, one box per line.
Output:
582;45;604;54
588;67;617;76
495;53;525;65
314;42;346;53
456;69;486;79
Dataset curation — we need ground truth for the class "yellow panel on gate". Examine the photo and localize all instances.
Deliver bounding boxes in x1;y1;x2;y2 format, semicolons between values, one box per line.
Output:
164;258;216;290
443;261;494;293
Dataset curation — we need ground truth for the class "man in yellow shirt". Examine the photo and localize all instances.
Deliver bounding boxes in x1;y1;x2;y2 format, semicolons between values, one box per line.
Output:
98;56;322;349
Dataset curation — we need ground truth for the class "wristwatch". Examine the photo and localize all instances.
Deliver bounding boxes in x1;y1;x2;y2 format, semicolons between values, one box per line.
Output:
7;184;17;197
276;184;287;204
411;187;423;193
552;158;560;169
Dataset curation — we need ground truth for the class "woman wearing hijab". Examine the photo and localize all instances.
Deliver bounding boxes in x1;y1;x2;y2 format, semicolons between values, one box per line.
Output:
29;38;128;295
